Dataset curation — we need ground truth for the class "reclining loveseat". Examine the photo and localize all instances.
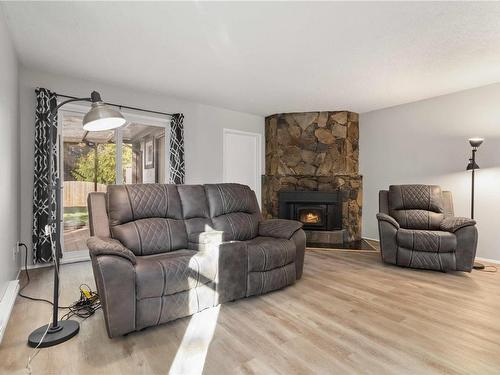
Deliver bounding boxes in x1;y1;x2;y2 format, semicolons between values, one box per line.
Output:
87;183;305;337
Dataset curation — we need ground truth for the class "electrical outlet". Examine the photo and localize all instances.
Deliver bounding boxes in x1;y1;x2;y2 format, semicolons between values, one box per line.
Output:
12;242;20;261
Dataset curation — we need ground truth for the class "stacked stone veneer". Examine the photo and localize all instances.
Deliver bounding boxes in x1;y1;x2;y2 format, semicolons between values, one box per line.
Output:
262;111;362;242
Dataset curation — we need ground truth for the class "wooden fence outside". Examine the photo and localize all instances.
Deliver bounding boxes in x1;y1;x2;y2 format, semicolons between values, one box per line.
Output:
64;181;107;208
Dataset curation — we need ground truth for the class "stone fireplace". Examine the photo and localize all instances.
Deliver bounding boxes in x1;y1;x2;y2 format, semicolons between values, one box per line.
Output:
262;111;362;244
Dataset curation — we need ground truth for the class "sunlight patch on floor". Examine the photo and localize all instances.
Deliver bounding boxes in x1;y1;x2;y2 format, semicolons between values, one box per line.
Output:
169;305;221;375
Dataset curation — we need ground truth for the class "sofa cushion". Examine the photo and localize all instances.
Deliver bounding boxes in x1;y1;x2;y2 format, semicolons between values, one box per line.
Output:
212;212;260;241
258;219;303;239
390;210;444;230
135;250;218;299
107;184;183;225
177;185;210;219
205;184;261;241
111;217;188;256
389;185;444;212
204;183;260;217
245;236;296;272
397;229;457;253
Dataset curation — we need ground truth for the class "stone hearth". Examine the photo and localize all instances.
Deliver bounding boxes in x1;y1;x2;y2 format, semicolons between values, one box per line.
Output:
262;111;362;243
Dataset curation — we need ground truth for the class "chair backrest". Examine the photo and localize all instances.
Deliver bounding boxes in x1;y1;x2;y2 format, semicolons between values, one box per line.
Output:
107;184;187;256
385;185;445;230
177;184;213;246
96;183;261;256
204;183;262;241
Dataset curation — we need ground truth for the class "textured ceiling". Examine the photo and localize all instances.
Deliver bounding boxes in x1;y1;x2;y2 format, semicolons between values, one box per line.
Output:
3;2;500;115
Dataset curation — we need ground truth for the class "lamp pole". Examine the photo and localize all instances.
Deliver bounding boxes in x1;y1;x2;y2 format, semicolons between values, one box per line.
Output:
470;147;476;219
28;91;125;348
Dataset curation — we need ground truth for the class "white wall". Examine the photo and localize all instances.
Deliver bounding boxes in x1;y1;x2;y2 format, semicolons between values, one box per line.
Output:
0;7;19;299
360;83;500;261
19;68;264;263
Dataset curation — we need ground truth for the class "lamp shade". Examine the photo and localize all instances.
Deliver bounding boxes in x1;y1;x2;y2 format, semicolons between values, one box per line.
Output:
468;137;484;148
83;101;126;131
466;159;480;171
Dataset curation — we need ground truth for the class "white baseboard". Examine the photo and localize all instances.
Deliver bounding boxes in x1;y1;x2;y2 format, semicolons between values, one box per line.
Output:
0;280;19;344
475;257;500;265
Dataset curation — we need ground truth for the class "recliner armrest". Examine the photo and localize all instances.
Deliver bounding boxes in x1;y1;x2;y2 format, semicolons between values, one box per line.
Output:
258;219;303;239
440;217;476;233
87;236;137;265
376;213;400;229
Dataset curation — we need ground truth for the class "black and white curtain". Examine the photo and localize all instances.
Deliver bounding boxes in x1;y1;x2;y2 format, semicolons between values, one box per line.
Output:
169;113;185;184
32;88;58;263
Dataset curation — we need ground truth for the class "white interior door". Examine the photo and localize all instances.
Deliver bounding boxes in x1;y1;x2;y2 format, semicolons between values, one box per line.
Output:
223;129;262;206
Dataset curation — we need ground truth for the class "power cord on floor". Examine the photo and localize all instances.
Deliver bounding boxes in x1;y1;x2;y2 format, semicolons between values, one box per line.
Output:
479;265;497;273
60;284;101;321
18;242;71;309
26;230;60;375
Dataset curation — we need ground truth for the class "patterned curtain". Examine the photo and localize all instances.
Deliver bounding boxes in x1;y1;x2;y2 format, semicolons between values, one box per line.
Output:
169;113;185;184
32;88;58;263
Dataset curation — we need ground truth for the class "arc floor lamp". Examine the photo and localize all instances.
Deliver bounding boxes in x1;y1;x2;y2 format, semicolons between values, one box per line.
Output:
466;137;484;271
28;91;125;348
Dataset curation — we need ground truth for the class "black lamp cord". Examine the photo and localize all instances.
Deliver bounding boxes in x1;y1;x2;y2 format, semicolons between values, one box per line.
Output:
479;265;497;273
17;243;69;307
17;243;102;317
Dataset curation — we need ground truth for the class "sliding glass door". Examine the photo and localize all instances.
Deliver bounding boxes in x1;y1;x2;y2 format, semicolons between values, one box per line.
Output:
59;104;169;257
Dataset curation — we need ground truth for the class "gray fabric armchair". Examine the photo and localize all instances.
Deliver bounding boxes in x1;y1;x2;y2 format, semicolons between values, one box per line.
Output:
377;185;477;272
87;183;305;337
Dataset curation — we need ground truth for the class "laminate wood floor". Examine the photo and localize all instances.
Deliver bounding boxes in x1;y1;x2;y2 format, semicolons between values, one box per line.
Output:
2;249;499;375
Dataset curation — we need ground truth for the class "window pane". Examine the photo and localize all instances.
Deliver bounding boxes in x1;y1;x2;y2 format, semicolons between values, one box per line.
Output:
121;122;166;184
62;111;115;253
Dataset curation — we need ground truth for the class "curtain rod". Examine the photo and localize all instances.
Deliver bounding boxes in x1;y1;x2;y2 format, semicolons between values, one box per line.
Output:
55;93;174;118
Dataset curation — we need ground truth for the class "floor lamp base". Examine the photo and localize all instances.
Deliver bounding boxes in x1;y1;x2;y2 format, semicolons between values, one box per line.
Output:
28;320;80;348
473;262;485;270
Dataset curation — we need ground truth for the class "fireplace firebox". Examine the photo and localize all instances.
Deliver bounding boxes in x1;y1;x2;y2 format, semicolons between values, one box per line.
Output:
278;191;341;231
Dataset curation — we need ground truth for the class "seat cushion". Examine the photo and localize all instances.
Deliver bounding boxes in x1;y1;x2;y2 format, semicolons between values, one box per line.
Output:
397;229;457;253
135;250;218;299
245;236;296;272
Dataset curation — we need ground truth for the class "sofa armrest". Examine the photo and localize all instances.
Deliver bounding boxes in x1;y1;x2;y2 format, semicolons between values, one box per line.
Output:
90;253;136;337
87;236;136;265
291;229;306;280
454;225;478;272
258;219;303;239
377;214;399;265
440;217;476;233
376;213;400;229
210;241;248;304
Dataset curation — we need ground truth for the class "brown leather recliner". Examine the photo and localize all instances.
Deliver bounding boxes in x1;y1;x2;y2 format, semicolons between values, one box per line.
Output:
87;183;305;337
377;185;477;272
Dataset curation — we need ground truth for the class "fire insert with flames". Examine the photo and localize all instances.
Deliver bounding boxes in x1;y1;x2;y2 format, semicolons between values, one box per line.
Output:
278;191;341;231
